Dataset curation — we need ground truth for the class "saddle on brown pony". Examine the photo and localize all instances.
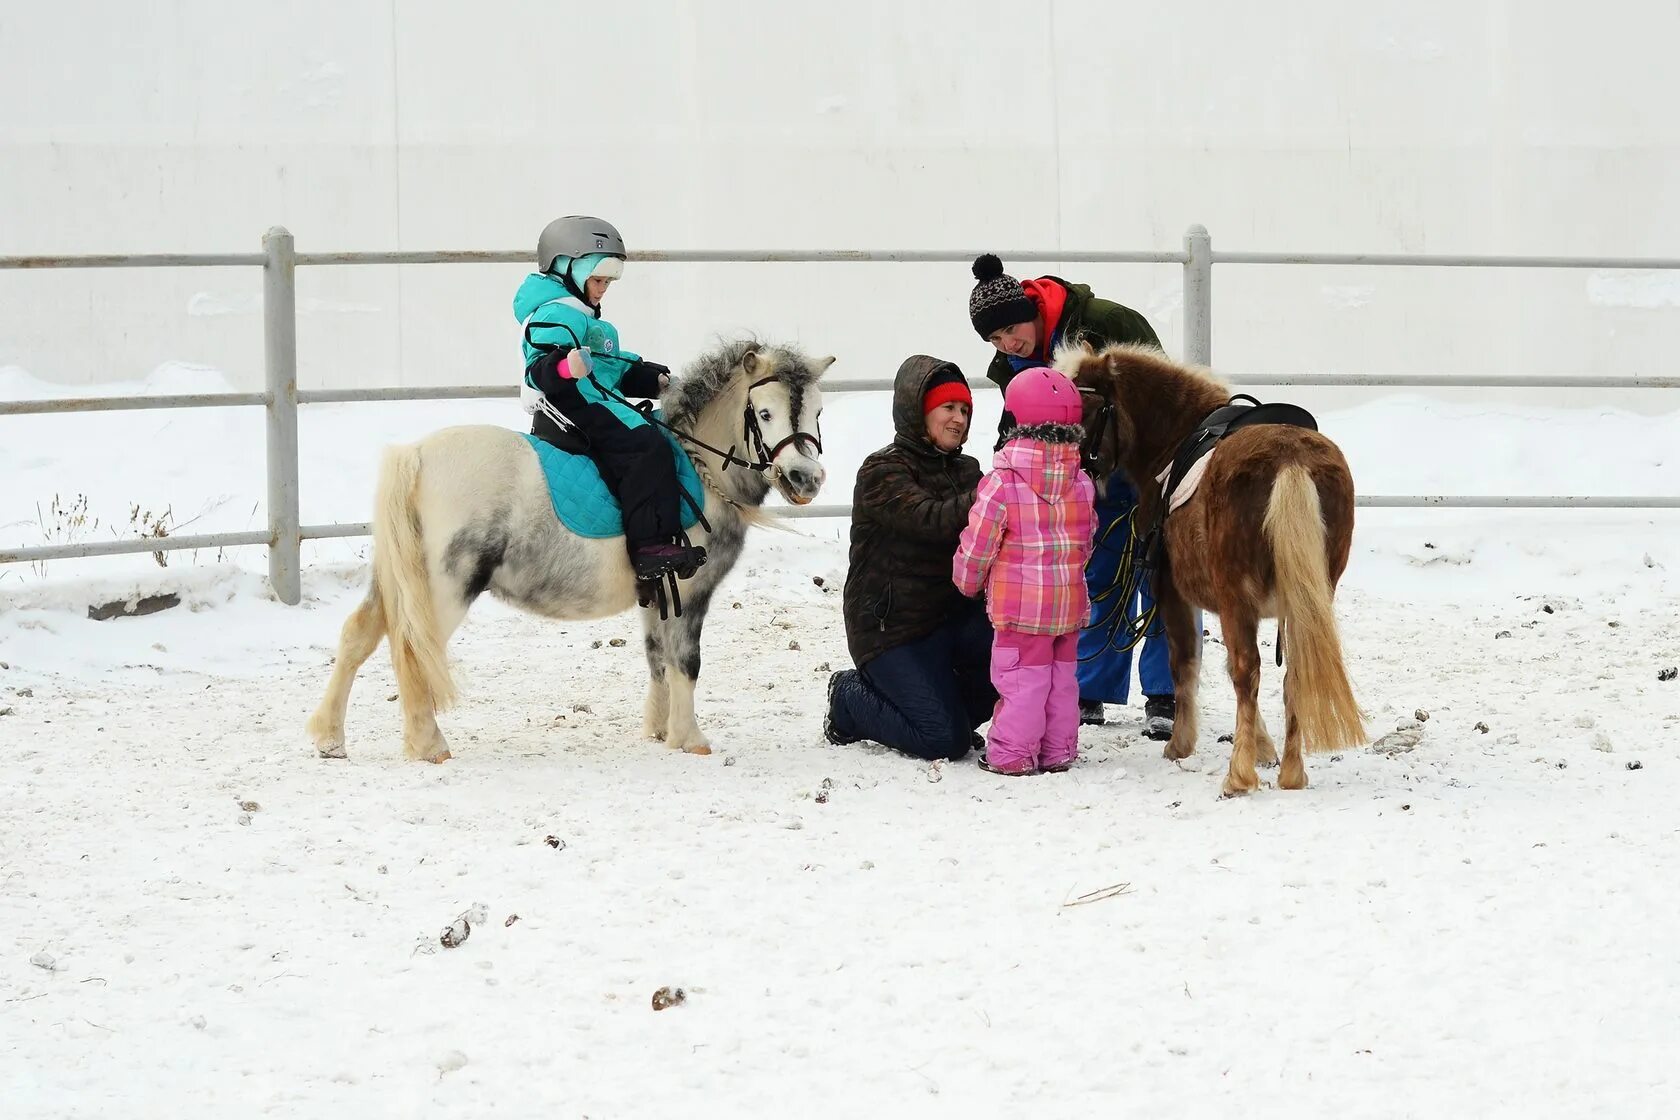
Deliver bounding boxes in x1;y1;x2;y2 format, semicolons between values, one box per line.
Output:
1059;342;1366;797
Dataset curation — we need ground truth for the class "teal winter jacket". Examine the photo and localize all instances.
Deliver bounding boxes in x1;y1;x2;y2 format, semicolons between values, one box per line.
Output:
513;271;650;427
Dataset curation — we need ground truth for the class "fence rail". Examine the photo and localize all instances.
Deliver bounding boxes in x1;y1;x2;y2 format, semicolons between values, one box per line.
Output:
0;530;271;565
743;494;1680;522
0;391;270;416
4;224;1677;601
1213;251;1680;270
0;253;265;270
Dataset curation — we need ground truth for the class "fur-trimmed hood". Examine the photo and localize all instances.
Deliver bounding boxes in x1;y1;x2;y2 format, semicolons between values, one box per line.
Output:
999;421;1084;447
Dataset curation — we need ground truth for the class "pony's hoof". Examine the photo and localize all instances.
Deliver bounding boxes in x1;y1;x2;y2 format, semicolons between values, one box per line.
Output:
310;723;348;758
668;732;712;755
405;740;452;764
665;725;711;754
1278;769;1308;791
1162;742;1195;761
1220;775;1261;798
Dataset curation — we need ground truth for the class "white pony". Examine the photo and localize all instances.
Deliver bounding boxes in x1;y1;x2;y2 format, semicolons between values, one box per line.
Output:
306;339;831;761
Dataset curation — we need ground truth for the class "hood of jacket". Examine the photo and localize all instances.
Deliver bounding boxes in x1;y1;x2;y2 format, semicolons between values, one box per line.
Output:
512;271;597;325
993;428;1085;503
890;354;971;454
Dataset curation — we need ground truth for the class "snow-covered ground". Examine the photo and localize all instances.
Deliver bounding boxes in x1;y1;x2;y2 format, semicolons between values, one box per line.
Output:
3;368;1680;1117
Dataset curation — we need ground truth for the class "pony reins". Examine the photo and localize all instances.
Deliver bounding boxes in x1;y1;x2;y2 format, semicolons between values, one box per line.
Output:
524;318;820;482
587;372;822;485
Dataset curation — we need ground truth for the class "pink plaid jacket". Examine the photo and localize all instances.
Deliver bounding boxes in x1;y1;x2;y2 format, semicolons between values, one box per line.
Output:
953;435;1097;635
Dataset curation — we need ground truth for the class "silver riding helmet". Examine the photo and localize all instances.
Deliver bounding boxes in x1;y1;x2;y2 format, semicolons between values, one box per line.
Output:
537;216;627;274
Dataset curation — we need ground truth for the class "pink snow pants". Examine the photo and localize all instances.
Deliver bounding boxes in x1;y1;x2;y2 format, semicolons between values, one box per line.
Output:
986;628;1081;772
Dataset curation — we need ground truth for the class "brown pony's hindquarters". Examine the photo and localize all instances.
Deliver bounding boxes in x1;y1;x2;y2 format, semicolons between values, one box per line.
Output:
1263;465;1366;758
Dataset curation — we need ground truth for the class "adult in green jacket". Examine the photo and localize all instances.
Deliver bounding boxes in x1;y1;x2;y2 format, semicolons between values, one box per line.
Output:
967;254;1179;739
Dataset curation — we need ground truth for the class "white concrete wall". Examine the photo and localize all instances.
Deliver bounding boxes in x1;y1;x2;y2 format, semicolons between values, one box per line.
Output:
3;0;1679;405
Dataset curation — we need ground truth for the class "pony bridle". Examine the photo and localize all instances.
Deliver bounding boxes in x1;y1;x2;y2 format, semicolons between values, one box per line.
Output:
1077;386;1113;477
741;375;823;482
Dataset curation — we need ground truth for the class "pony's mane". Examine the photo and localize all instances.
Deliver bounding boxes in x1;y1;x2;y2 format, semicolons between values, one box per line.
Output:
664;336;825;427
1053;340;1233;484
1053;340;1230;399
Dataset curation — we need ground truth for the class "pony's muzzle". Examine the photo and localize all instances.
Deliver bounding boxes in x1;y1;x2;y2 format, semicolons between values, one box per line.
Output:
779;463;825;504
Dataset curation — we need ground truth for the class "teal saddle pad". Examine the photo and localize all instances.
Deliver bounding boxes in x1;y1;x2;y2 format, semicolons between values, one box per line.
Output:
521;423;704;539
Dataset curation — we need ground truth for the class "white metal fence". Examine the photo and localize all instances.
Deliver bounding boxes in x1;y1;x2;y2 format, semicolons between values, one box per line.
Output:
4;224;1679;604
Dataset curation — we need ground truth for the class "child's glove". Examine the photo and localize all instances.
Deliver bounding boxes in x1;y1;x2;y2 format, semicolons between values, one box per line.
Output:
562;348;594;380
636;359;672;391
620;359;671;398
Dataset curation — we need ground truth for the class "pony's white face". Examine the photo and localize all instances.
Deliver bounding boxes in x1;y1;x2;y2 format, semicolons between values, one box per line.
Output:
745;373;828;505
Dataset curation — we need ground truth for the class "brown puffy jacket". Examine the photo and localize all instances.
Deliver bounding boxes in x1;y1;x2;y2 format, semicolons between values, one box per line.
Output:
842;356;984;667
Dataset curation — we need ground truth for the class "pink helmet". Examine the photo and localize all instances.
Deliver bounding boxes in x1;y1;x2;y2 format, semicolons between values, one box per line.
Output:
1004;366;1083;426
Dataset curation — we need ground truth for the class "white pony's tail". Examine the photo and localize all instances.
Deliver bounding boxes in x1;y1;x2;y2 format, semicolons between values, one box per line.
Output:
373;444;457;710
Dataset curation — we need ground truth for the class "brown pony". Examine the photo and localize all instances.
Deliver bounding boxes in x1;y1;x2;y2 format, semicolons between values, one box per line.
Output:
1056;342;1365;795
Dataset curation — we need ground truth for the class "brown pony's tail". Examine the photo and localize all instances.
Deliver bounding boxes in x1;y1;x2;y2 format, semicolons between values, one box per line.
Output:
373;443;457;711
1264;465;1364;751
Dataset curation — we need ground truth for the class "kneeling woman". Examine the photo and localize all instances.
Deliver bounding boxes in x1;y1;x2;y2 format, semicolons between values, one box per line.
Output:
824;356;996;760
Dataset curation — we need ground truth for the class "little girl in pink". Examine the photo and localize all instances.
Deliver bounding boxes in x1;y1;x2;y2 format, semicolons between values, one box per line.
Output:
953;367;1097;774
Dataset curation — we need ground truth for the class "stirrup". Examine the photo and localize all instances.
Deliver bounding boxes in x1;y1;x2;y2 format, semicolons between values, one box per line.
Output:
636;569;686;620
631;539;706;580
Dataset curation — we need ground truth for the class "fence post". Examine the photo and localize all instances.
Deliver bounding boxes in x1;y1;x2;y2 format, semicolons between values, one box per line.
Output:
1183;224;1212;366
263;226;302;605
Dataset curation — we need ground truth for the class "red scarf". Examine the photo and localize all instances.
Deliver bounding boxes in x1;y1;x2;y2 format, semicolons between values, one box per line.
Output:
1019;278;1069;362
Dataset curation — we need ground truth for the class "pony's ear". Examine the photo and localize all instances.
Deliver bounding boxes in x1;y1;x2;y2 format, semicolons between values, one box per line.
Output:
812;355;836;378
741;347;762;377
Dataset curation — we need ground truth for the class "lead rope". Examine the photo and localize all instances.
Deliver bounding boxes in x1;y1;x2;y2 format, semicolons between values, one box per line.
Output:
1077;503;1162;662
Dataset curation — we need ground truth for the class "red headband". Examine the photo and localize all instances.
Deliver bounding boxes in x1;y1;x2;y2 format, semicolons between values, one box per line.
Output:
923;380;973;414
